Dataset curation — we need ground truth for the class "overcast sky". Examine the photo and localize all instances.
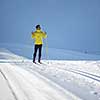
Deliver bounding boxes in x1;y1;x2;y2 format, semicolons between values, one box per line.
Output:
0;0;100;52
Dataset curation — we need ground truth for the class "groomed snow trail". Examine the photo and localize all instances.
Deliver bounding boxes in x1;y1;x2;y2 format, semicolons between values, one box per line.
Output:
0;62;81;100
0;49;100;100
22;61;100;100
5;60;100;100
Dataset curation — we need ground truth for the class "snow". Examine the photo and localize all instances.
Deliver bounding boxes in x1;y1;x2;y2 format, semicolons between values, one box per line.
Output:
0;43;100;60
1;63;80;100
0;69;15;100
0;47;100;100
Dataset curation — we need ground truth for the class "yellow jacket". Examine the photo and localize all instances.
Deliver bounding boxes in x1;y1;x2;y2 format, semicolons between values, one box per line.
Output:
31;29;47;45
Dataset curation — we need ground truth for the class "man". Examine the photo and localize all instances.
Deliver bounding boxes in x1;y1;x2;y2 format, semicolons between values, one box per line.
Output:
31;25;47;63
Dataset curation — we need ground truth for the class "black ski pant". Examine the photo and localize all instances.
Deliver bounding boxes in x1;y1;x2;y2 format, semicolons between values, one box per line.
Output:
33;44;42;62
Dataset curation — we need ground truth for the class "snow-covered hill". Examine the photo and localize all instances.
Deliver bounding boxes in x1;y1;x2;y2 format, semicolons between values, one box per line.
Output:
0;46;100;100
0;43;100;60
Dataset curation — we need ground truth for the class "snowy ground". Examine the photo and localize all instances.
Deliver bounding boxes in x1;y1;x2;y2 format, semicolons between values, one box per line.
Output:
0;48;100;100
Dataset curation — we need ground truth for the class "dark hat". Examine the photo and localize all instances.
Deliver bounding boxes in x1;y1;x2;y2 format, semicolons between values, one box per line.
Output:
36;25;41;29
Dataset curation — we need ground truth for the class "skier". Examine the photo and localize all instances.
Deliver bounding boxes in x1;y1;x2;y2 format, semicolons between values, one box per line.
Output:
31;25;47;63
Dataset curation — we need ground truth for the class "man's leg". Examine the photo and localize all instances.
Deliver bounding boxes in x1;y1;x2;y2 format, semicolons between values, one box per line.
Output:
38;45;42;63
33;45;38;63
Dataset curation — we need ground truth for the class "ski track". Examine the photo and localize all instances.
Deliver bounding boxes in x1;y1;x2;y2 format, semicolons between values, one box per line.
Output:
0;63;81;100
18;61;100;83
10;60;100;100
0;68;18;100
0;59;100;100
30;62;100;100
42;63;100;82
2;60;100;84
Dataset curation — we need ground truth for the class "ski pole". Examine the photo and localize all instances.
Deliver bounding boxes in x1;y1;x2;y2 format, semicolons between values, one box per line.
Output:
45;37;48;60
